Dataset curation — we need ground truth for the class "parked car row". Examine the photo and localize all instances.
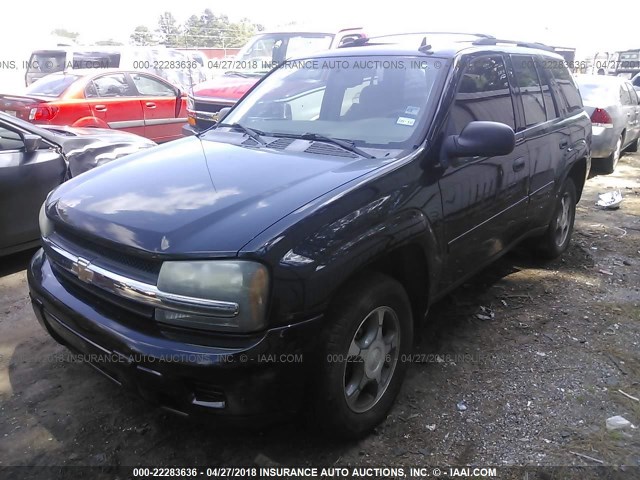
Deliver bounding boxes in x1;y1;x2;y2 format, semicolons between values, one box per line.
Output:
0;112;154;256
0;69;188;143
28;33;594;438
575;74;640;173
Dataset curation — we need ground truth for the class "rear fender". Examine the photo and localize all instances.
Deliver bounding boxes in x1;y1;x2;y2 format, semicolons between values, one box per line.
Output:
71;117;109;129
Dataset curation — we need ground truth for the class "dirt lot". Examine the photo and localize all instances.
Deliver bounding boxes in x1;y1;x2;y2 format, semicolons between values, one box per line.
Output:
0;153;639;478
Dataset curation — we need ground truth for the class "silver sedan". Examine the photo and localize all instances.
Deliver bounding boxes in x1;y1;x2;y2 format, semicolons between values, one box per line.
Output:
575;75;640;173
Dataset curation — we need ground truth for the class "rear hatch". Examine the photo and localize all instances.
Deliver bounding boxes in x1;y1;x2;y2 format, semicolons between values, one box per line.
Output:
25;50;67;86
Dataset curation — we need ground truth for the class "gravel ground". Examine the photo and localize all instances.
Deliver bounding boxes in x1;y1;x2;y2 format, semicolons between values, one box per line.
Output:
0;153;639;479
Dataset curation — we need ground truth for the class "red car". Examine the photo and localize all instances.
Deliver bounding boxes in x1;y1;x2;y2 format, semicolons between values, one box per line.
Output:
0;69;187;143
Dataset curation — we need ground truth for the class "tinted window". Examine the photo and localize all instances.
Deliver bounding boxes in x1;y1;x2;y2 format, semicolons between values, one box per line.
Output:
27;51;66;75
547;63;582;113
450;55;515;133
0;125;24;151
536;62;558;120
25;73;81;97
72;52;121;69
131;74;175;96
512;55;546;127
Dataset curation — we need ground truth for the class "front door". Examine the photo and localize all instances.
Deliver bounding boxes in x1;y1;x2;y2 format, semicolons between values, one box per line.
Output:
439;55;529;286
0;122;65;251
130;73;186;142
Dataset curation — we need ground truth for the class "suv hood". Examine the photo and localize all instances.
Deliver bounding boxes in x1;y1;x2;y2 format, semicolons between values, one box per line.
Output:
47;136;383;255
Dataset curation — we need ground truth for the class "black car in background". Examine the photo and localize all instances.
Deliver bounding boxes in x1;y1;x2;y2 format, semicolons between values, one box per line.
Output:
0;112;155;256
29;34;591;438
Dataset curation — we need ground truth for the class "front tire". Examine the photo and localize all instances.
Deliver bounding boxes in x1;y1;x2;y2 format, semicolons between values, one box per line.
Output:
312;273;413;438
627;137;638;153
536;179;577;259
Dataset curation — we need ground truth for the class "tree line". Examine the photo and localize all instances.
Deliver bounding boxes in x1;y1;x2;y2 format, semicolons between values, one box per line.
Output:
130;10;264;48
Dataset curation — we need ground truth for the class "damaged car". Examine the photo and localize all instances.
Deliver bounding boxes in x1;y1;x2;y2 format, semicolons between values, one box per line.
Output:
0;112;155;256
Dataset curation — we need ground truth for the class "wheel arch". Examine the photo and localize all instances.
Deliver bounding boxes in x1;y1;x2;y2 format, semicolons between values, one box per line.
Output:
71;116;109;129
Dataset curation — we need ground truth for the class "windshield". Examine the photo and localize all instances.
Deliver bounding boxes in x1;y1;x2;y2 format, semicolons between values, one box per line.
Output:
25;73;81;97
234;33;334;72
223;55;444;149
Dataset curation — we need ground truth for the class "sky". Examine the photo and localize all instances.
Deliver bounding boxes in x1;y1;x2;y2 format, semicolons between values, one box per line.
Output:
0;0;634;57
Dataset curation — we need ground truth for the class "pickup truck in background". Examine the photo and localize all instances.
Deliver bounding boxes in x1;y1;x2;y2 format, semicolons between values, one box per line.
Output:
182;28;366;135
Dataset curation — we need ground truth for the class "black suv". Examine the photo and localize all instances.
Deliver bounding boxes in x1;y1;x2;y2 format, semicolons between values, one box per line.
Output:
29;33;591;438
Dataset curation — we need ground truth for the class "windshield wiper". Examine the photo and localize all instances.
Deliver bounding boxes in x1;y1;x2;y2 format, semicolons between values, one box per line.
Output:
270;132;375;159
218;122;267;145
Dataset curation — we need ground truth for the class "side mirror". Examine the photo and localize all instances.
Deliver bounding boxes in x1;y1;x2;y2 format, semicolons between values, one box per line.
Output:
217;107;231;123
443;121;515;160
23;133;42;153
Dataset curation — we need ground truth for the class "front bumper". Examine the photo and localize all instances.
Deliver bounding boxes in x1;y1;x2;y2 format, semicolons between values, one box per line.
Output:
28;249;323;420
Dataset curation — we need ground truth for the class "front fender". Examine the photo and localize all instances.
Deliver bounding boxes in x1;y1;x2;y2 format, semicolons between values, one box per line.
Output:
239;156;444;325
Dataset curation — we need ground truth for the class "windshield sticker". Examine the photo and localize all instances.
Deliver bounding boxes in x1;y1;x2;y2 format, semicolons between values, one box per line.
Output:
397;117;416;126
405;106;420;115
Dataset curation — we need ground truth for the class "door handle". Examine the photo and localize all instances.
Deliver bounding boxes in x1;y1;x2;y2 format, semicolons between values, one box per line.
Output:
94;105;107;112
512;157;526;172
559;140;569;149
145;102;157;108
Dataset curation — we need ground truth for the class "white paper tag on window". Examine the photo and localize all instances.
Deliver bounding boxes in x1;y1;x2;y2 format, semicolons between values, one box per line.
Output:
405;106;420;115
397;117;416;126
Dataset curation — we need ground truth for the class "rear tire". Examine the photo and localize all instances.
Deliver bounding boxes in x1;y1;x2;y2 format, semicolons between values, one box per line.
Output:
535;179;577;260
311;273;413;439
603;134;623;174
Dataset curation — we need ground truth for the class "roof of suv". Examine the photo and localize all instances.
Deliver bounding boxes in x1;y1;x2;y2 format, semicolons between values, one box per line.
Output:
290;33;565;61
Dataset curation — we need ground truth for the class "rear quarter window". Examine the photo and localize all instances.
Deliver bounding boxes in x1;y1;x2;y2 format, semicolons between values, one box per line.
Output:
545;62;583;113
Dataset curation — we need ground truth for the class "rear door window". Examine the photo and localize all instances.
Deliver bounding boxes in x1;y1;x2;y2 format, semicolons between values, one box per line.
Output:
450;55;515;133
511;55;546;127
86;73;135;98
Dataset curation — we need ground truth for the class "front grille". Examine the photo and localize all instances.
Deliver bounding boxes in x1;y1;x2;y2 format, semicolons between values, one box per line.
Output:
193;101;228;114
53;225;161;283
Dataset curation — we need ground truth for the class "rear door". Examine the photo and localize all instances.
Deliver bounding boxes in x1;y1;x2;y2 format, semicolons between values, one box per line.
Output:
84;73;145;137
621;83;640;145
0;122;65;251
129;73;185;142
439;55;530;285
509;55;563;227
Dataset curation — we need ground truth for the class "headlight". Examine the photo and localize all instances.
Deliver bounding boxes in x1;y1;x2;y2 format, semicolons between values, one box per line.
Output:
39;202;54;238
155;260;269;332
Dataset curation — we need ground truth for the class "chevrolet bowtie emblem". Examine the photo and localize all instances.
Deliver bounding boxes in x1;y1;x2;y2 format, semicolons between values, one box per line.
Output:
71;257;94;283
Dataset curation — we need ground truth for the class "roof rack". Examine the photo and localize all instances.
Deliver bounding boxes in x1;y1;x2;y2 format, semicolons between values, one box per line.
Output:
340;32;495;49
372;32;495;39
472;37;555;52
